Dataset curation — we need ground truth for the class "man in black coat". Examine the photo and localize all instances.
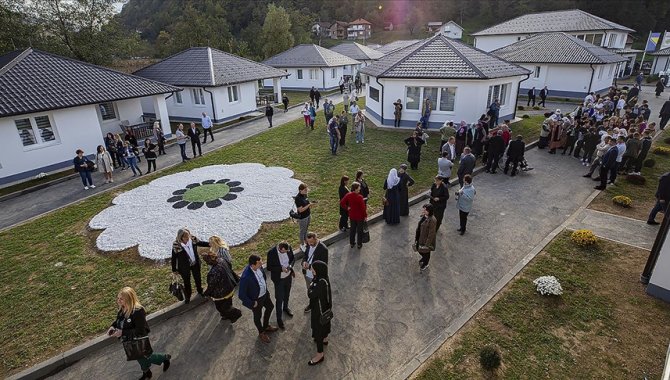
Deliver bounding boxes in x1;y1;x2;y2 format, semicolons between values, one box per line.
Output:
457;147;476;188
398;164;415;216
648;171;670;224
504;135;526;176
429;176;449;230
265;104;274;128
485;131;505;174
539;86;548;107
301;232;328;313
660;99;670;130
187;122;202;158
594;139;618;190
627;84;640;102
527;87;536;107
266;242;295;329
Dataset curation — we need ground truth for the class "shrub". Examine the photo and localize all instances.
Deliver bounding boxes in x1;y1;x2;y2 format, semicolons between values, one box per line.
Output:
612;195;632;208
479;345;502;371
647;74;660;83
644;158;656;168
626;174;646;185
571;229;597;247
664;137;670;144
522;114;530;119
653;146;670;156
533;275;564;296
517;105;525;110
533;106;541;110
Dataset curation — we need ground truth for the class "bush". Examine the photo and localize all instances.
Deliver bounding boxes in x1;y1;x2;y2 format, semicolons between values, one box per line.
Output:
479;345;502;371
612;195;632;208
533;106;541;110
517;105;525;110
653;146;670;156
533;275;564;296
664;137;670;144
626;174;646;185
522;114;530;119
647;74;660;83
571;229;597;247
644;158;656;168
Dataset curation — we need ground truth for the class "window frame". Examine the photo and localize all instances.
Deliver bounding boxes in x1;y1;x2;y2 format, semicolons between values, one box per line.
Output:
98;102;118;121
297;69;303;80
14;114;59;149
331;68;336;79
191;88;206;105
404;85;457;113
487;83;511;107
534;66;541;78
227;85;239;103
174;91;183;105
369;86;380;102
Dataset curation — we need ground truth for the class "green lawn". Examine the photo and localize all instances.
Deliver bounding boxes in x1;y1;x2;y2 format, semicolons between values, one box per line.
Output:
416;232;670;379
0;170;75;198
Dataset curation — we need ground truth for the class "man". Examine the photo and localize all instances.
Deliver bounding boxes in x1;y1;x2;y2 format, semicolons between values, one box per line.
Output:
265;103;274;128
636;72;644;87
648;172;670;225
627;84;640;101
201;112;214;143
340;182;368;248
338;111;349;146
324;99;334;124
439;121;453;151
504;135;525;176
527;87;536;107
302;232;328;312
660;98;670;130
609;136;626;184
441;136;457;161
488;99;500;125
309;86;316;105
339;77;345;94
586;135;612;178
584;92;595;107
238;255;278;343
594;138;618;190
187;122;202;158
327;116;340;155
429;176;449;231
397;164;415;216
350;101;360;118
539;86;548;107
437;151;454;180
456;175;476;235
485;131;505;174
457;147;476;188
314;89;322;108
634;130;653;174
621;133;641;173
343;91;350;113
266;242;295;329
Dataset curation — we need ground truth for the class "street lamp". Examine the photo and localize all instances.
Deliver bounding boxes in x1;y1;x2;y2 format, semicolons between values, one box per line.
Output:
378;4;383;44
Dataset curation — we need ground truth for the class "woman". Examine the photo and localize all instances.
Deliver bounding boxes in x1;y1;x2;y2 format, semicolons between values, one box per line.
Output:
308;260;331;366
73;149;95;190
454;121;469;157
404;131;425;170
302;103;311;128
171;228;210;303
295;183;313;250
95;145;114;184
202;250;242;323
176;124;189;162
421;97;432;129
393;99;403;128
354;110;365;143
414;203;437;272
656;78;665;98
142;138;157;173
104;132;119;169
122;141;143;177
153;122;166;155
309;102;317;130
338;176;350;232
383;168;401;225
355;169;370;203
114;134;127;169
340;182;368;248
107;287;171;380
548;120;563;154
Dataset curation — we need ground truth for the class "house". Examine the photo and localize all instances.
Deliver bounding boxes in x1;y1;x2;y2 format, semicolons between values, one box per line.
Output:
651;48;670;76
312;21;332;38
376;40;422;54
472;9;634;55
360;34;530;128
262;44;360;90
438;21;464;39
134;47;287;125
0;48;178;186
426;22;443;33
609;35;642;77
329;42;385;76
330;21;348;40
491;33;626;98
347;18;372;40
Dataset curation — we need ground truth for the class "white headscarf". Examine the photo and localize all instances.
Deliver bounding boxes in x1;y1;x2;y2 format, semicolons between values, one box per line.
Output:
387;168;400;188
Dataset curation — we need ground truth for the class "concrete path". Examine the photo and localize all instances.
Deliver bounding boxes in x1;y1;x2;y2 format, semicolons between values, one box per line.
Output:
568;208;657;250
0;95;346;231
49;140;599;380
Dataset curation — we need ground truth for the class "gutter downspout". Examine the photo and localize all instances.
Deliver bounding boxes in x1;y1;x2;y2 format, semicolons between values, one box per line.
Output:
320;68;326;90
375;76;385;124
587;64;595;94
202;87;217;122
513;73;531;120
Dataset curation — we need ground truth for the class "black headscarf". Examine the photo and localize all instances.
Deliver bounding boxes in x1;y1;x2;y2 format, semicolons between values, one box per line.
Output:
311;260;329;280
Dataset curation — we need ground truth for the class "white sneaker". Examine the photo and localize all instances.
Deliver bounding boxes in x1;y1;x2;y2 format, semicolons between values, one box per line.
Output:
110;179;114;183
84;186;89;190
90;185;96;189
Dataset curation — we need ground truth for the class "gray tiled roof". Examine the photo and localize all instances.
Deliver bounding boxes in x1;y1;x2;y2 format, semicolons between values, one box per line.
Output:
329;42;385;61
652;47;670;56
472;9;634;36
262;44;360;68
491;33;627;64
360;34;530;79
0;48;179;118
134;47;288;87
376;40;422;54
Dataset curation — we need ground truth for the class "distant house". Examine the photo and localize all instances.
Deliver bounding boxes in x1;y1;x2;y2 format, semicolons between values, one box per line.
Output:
330;21;348;40
347;18;372;40
426;22;443;33
329;42;385;76
134;47;287;125
262;44;359;90
492;32;626;98
0;48;178;186
312;22;332;38
651;48;670;76
360;35;530;128
383;22;394;31
438;21;463;39
376;40;422;55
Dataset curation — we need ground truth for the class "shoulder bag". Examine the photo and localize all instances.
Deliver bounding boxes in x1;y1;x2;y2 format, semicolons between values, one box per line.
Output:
123;336;153;361
318;279;333;325
361;220;370;243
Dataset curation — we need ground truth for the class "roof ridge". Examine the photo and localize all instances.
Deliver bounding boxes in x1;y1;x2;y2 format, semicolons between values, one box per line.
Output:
313;44;329;66
444;37;486;78
0;48;32;76
207;47;215;86
377;36;437;77
564;32;610;63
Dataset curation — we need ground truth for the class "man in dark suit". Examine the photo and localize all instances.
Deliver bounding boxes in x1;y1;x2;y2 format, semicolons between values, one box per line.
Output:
457;147;476;188
266;242;295;329
187;122;202;158
539;86;548;107
485;131;505;174
239;254;278;343
429;176;449;230
504;135;526;176
527;87;536;107
302;232;328;313
594;139;618;190
648;172;670;225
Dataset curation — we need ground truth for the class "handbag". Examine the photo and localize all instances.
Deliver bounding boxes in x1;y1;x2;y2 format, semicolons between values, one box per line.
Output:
361;221;370;243
382;197;389;206
122;336;153;361
169;274;185;301
85;160;96;171
318;279;333;325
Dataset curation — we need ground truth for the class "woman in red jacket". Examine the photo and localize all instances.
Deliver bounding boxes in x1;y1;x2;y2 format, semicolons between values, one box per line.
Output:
340;182;368;249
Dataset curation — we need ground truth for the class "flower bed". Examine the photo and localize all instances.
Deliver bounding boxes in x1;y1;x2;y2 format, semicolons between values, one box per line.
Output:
571;229;597;247
653;146;670;156
533;275;563;296
612;195;632;208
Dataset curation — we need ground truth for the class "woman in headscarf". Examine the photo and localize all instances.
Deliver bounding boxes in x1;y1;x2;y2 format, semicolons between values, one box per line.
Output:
548;120;563;154
308;260;332;366
404;130;425;170
454;120;469;157
383;168;401;225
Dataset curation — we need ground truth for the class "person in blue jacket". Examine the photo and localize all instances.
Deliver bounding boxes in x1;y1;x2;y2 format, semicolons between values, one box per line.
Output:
239;254;278;343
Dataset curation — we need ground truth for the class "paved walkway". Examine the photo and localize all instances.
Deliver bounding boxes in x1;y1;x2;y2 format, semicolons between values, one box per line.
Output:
50;142;604;380
0;96;346;231
568;208;657;250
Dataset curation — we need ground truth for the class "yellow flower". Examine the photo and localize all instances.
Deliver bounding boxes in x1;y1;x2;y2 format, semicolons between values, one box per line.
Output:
571;229;597;247
653;146;670;156
612;195;632;208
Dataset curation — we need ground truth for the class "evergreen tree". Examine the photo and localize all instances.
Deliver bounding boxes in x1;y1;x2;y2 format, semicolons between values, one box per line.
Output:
261;4;294;59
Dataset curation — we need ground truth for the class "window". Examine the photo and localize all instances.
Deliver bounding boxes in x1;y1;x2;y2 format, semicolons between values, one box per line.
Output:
369;86;379;102
99;102;117;121
534;66;541;78
593;34;603;46
192;88;205;105
174;91;183;104
15;115;57;147
297;69;303;79
439;87;456;111
405;86;421;110
608;34;617;48
331;68;336;79
227;86;239;102
309;69;318;80
487;83;510;107
608;65;614;78
597;66;604;79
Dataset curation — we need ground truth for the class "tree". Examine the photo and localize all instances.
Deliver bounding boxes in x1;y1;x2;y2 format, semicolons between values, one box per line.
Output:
261;4;294;59
406;7;420;36
289;8;314;45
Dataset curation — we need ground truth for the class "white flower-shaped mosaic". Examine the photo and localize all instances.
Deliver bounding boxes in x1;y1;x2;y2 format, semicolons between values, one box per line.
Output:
89;163;301;260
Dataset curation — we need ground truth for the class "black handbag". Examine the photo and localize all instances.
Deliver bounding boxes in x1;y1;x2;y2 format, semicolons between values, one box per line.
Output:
85;160;96;171
318;279;333;325
169;275;185;301
361;221;370;243
122;336;153;361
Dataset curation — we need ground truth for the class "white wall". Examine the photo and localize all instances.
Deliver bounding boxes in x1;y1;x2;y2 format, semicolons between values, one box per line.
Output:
210;81;258;120
519;63;616;97
263;66;345;90
604;31;627;49
648;229;670;302
652;56;670;75
474;35;525;52
440;24;463;39
0;105;104;182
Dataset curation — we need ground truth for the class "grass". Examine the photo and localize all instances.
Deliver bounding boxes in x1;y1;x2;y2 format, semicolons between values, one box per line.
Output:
589;129;670;220
415;231;670;379
0;170;75;198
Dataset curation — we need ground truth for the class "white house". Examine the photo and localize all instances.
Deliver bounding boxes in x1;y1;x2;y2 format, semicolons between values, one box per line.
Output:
491;32;626;98
651;48;670;76
437;21;463;39
0;48;177;186
262;44;360;91
426;22;443;33
359;34;531;129
134;47;287;125
472;9;634;59
329;42;385;76
347;18;372;40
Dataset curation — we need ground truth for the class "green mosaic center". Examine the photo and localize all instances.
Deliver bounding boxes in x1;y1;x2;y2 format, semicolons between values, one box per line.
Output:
182;184;230;203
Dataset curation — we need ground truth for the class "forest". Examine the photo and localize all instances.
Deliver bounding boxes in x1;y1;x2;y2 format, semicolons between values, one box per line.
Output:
1;0;669;66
